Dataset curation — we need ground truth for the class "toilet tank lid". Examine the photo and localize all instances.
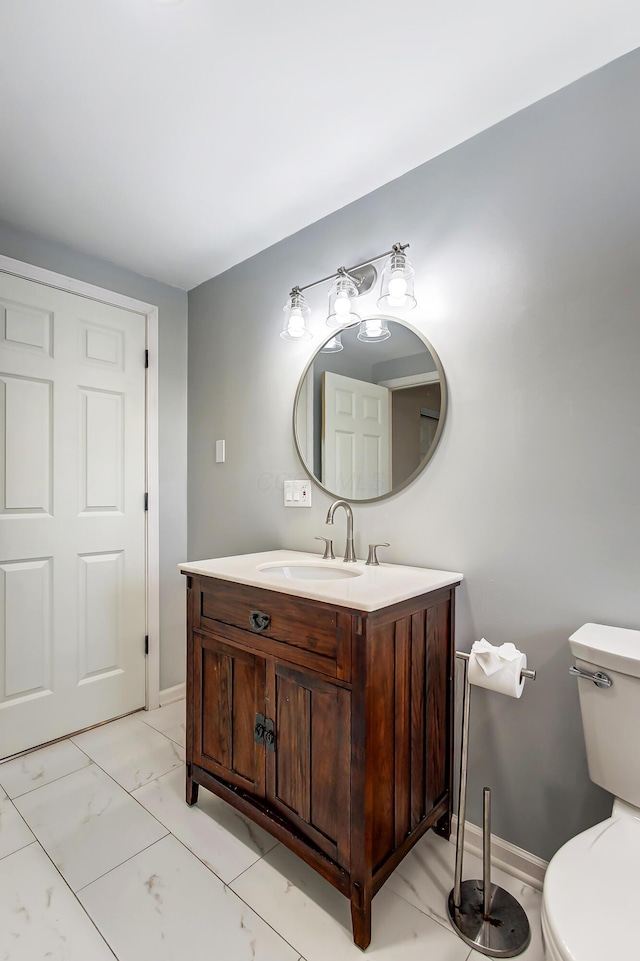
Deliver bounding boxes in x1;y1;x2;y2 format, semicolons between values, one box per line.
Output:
570;622;640;678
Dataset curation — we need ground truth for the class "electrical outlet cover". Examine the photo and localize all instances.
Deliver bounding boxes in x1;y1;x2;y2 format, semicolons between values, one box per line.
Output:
284;480;312;507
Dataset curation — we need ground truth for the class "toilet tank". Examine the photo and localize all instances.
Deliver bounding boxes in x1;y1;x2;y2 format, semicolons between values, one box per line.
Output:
569;623;640;808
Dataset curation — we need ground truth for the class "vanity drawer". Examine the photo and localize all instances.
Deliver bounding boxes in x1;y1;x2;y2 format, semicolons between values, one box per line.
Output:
193;576;351;679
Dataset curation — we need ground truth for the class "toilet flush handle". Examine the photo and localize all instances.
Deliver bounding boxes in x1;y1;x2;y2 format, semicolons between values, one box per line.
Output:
569;666;613;689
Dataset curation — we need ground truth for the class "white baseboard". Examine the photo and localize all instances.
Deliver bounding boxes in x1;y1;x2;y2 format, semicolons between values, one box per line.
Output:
450;814;547;892
159;682;186;706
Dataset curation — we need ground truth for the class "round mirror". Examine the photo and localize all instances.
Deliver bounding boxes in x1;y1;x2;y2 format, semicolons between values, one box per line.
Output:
293;316;447;502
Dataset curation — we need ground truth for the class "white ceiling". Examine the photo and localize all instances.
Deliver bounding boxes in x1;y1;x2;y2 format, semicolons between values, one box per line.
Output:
1;1;639;290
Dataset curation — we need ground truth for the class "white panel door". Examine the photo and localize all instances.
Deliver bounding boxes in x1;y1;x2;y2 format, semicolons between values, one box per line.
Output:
0;272;147;757
322;371;391;499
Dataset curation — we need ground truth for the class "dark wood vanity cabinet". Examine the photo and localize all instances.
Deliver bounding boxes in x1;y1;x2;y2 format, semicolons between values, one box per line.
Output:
184;572;459;950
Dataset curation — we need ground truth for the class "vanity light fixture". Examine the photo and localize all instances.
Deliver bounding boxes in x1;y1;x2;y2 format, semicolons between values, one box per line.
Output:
377;246;417;310
357;317;391;342
321;333;344;353
281;289;313;341
280;242;415;342
326;271;361;329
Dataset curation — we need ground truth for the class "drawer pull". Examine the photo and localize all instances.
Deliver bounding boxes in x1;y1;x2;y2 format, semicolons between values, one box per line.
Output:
249;610;271;632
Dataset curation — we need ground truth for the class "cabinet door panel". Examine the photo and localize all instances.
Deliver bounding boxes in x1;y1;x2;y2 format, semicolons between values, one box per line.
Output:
194;632;265;796
267;663;350;866
202;645;232;769
274;675;311;822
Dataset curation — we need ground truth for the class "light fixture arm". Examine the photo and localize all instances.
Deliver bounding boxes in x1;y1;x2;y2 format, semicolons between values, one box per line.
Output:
293;242;411;296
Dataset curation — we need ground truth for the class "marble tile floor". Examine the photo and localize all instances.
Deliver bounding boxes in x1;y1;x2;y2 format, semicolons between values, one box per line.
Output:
0;699;544;961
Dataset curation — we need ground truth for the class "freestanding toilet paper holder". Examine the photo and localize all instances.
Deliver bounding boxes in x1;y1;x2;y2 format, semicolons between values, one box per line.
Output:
447;650;537;958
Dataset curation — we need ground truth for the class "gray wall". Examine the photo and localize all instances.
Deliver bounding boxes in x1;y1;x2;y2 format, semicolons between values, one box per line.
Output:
0;220;188;691
188;48;640;862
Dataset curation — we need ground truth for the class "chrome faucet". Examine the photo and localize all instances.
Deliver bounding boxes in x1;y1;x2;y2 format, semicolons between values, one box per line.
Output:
325;500;357;562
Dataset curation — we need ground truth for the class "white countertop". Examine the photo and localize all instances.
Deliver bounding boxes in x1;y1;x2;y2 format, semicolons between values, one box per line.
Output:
179;550;463;613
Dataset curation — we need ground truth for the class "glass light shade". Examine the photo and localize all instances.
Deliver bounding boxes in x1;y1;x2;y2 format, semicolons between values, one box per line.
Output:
377;250;417;310
326;275;361;329
320;333;343;353
357;318;391;342
281;292;312;342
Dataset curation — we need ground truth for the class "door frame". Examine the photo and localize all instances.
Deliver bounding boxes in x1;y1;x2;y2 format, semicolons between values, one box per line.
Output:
0;254;161;711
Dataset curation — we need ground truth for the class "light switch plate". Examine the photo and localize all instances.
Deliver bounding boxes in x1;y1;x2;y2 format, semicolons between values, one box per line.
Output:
284;480;312;507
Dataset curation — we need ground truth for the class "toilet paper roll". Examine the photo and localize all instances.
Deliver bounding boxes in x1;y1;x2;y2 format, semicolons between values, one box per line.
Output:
468;639;527;698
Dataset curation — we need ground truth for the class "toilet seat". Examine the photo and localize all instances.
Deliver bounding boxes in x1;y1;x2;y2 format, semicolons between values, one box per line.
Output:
542;801;640;960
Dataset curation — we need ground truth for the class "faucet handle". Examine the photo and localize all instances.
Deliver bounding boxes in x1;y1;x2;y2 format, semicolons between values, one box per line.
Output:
366;542;390;566
315;536;335;560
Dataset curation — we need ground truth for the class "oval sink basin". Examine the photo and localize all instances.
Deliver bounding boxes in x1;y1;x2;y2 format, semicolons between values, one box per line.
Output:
258;563;362;581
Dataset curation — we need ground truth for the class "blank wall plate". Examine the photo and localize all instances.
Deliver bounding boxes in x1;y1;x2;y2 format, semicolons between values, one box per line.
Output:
284;480;312;507
215;439;225;463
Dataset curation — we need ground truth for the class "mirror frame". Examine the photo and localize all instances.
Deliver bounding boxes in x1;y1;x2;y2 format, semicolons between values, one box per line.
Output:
292;315;448;503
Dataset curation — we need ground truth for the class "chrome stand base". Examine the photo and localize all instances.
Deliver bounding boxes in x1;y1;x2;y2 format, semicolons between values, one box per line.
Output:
447;880;531;958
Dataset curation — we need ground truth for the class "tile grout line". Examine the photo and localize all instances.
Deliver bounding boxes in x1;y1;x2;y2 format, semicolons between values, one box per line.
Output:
73;820;305;960
389;882;463;937
225;845;279;888
71;730;184;800
19;837;120;961
9;746;176;895
69;710;281;901
0;837;34;862
0;791;36;861
74;833;170;893
110;727;307;961
128;781;274;893
219;874;307;960
14;788;170;894
65;725;286;934
220;854;315;959
124;779;298;952
0;752;93;801
139;724;185;749
8;721;219;894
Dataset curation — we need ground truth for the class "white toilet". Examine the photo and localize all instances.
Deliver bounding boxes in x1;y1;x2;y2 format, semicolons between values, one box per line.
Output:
542;622;640;960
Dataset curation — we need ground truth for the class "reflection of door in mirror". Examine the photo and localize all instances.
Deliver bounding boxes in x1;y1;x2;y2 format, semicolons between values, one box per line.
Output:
389;382;441;486
322;371;391;499
420;406;440;456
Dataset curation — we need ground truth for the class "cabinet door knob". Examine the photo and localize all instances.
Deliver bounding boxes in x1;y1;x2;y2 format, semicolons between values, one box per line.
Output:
249;610;271;632
254;713;266;744
264;718;276;752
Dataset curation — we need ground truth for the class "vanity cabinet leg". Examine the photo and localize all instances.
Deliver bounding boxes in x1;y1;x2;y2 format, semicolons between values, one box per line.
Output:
350;885;372;951
186;765;199;805
434;808;451;840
